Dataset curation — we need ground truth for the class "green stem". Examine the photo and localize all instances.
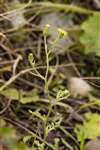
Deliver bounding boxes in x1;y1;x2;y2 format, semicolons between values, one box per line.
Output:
44;35;49;92
80;138;85;150
32;2;94;14
43;35;54;149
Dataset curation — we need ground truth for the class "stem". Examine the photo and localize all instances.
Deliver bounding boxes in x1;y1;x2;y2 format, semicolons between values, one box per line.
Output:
80;139;85;150
32;2;94;14
4;117;55;150
44;35;49;91
43;35;53;149
43;99;53;150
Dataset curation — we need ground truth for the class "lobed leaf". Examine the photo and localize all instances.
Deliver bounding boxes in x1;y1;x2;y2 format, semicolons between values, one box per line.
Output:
80;13;100;56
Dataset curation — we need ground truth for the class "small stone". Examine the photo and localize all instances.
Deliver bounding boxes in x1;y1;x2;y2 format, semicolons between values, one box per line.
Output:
68;77;92;97
84;139;100;150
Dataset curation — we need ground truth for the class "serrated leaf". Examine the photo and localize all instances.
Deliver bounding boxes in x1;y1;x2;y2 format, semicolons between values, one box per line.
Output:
80;13;100;56
28;53;35;68
75;113;100;141
23;135;32;144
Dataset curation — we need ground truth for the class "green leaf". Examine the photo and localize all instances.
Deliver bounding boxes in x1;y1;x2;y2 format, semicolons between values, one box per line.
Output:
0;88;20;100
23;135;32;144
28;53;35;68
80;13;100;56
56;89;70;101
89;95;100;106
16;143;26;150
20;96;38;104
0;127;16;140
20;89;39;104
0;88;38;104
75;113;100;142
29;110;46;122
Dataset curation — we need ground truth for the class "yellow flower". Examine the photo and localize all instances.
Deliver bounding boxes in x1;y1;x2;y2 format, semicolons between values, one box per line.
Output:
43;24;50;37
58;28;68;38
